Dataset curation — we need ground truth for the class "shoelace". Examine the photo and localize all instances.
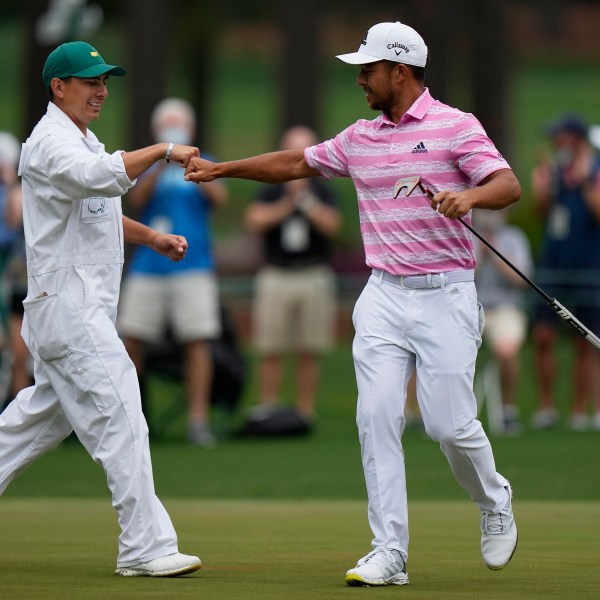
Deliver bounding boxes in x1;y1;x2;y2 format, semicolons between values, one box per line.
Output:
481;507;512;535
362;549;402;567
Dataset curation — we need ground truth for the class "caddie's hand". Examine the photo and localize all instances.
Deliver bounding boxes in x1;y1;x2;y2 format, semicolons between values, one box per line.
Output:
152;233;188;262
185;157;218;183
430;190;473;219
169;145;200;168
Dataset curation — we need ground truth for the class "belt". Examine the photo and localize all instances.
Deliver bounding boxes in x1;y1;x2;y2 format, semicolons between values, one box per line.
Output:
373;268;474;289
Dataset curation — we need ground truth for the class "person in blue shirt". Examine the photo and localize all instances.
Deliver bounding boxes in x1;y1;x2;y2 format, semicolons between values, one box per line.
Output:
118;98;227;446
0;132;34;406
0;132;21;337
530;114;600;431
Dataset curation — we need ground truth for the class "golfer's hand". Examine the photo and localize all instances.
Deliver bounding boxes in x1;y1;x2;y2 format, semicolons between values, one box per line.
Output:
185;157;218;183
151;233;188;262
430;190;473;219
169;145;200;168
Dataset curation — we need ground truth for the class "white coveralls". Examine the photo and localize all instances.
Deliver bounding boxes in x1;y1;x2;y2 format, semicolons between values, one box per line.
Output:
0;103;179;567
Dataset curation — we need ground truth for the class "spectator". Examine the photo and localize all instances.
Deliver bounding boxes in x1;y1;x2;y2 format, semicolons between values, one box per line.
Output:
2;143;33;403
473;209;533;435
0;133;20;335
244;125;341;428
119;98;227;447
530;113;600;431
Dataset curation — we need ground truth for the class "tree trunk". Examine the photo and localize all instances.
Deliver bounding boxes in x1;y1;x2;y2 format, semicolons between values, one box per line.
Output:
176;1;217;149
469;0;512;157
24;0;55;137
126;0;170;148
279;0;320;136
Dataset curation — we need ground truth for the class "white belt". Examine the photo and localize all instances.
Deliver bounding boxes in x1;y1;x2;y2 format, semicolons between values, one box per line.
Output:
373;268;474;289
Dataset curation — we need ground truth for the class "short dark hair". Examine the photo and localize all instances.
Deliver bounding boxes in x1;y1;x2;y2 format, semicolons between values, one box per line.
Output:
384;60;427;84
46;76;72;100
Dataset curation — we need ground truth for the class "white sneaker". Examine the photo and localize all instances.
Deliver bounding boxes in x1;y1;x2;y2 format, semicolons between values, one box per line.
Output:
188;422;217;448
569;413;589;431
531;408;559;430
345;549;408;586
115;552;202;577
481;484;518;570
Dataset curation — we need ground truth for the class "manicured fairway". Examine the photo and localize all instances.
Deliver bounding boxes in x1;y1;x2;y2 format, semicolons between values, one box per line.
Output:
1;499;598;600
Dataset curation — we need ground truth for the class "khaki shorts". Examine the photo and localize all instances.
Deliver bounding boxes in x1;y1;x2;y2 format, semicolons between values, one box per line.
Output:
253;265;336;354
482;305;527;347
118;272;221;343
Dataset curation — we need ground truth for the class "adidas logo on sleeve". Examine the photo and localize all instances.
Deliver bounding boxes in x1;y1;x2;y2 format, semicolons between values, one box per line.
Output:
411;141;428;153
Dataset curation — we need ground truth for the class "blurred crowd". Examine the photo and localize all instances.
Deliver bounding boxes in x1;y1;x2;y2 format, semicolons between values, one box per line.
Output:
2;108;600;444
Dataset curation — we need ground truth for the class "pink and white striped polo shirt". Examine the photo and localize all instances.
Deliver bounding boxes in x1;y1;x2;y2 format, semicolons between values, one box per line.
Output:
304;88;511;276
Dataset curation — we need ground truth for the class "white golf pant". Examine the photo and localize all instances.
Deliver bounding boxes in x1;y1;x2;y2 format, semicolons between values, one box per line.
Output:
352;273;508;562
0;269;178;568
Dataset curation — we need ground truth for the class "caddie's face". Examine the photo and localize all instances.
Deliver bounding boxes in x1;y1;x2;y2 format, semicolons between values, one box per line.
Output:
52;74;109;134
357;61;395;114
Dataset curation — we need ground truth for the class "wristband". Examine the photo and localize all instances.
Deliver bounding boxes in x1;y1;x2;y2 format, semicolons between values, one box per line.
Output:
165;142;174;163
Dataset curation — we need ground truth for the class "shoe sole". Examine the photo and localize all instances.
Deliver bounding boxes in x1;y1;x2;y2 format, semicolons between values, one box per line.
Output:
115;561;202;577
345;572;409;587
485;533;518;571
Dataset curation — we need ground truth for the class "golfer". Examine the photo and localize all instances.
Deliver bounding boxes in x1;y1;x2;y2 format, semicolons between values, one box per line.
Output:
185;21;520;586
0;41;201;577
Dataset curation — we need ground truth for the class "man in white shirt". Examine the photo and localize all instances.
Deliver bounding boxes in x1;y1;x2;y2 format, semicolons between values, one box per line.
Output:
0;41;201;577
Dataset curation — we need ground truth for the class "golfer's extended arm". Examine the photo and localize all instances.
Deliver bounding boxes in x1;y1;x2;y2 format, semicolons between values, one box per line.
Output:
187;150;320;183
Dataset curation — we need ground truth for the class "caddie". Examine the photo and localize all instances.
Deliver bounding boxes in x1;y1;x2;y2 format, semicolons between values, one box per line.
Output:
0;41;201;577
184;21;521;586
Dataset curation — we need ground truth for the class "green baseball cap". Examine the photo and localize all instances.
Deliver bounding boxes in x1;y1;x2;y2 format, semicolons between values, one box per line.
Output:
42;41;126;88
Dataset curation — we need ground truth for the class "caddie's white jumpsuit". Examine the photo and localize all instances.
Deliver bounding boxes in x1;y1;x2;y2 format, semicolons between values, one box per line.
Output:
0;103;179;567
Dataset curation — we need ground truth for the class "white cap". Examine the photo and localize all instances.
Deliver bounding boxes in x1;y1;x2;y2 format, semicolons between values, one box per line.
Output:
336;21;428;68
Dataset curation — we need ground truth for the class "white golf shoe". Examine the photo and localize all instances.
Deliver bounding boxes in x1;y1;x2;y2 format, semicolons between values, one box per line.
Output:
481;484;518;570
115;552;202;577
345;548;408;586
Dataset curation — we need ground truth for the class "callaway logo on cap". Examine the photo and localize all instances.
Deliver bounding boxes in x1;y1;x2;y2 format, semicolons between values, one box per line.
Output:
42;41;126;88
336;21;428;67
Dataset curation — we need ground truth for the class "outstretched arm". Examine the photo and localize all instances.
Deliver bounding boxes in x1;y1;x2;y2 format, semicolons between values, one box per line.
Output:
122;216;188;262
122;144;200;181
185;150;321;184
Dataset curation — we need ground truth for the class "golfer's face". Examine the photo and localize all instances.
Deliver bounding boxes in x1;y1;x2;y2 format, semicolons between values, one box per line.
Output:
60;75;109;131
357;62;394;113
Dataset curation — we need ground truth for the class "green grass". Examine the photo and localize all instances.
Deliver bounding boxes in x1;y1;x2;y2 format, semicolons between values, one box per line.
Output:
3;340;600;503
1;499;598;600
2;20;600;597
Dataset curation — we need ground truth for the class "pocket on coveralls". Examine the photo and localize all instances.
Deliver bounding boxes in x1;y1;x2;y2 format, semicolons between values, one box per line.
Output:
68;350;118;412
81;197;110;223
22;293;69;360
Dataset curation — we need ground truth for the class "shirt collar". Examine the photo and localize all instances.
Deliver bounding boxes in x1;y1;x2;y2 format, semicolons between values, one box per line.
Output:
374;87;434;128
45;101;98;142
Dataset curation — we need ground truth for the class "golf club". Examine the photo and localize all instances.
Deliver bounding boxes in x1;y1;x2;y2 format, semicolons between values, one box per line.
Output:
393;175;600;350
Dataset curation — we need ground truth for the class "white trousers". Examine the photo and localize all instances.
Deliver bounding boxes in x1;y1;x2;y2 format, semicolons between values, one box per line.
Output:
352;274;508;562
0;286;178;568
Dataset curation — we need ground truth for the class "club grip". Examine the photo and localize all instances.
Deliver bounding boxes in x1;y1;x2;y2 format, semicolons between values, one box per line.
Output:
549;299;600;350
